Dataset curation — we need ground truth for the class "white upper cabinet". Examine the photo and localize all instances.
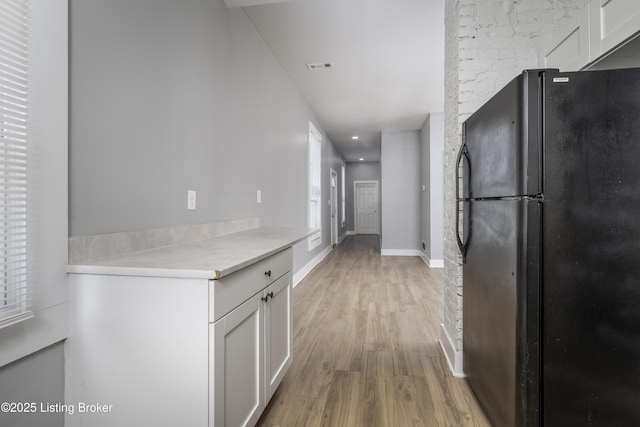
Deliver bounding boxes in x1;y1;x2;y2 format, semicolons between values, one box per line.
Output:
540;0;640;71
540;6;592;71
592;0;640;55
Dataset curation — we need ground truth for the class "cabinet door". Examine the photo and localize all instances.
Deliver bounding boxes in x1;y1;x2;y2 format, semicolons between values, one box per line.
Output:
264;272;292;401
590;0;640;56
539;6;591;71
211;293;264;427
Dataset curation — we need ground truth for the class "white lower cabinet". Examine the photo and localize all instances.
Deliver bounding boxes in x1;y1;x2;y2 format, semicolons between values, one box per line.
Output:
211;270;292;427
265;273;292;401
65;275;211;427
211;292;265;427
66;248;293;427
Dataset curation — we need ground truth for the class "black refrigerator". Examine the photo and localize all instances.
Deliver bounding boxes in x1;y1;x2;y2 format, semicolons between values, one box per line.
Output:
456;68;640;426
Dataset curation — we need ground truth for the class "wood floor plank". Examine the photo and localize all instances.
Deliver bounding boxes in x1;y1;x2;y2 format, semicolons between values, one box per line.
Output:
257;235;490;427
321;371;366;427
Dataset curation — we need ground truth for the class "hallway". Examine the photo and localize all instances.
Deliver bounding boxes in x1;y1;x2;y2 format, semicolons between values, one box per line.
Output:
258;235;490;426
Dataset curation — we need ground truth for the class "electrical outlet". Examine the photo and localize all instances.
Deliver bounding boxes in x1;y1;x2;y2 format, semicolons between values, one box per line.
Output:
187;190;196;210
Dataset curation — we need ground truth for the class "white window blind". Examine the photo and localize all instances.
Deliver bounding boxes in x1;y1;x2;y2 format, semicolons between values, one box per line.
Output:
0;0;31;329
308;122;321;250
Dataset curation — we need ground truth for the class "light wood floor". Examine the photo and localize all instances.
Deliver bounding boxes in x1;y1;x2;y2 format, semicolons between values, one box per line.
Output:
257;235;491;427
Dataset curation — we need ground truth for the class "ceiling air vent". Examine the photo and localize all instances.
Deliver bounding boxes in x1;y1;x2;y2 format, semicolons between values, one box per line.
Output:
224;0;297;8
307;62;334;70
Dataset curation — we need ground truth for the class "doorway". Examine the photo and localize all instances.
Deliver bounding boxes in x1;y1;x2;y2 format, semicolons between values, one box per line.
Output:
354;180;379;234
330;169;338;246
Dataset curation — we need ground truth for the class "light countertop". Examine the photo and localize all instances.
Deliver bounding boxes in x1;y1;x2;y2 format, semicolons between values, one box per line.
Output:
66;227;316;280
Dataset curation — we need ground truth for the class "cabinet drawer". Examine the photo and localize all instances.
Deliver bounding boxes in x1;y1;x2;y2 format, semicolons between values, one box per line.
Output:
210;247;292;322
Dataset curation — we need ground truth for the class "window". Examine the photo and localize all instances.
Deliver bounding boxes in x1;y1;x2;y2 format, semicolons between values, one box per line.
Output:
341;163;346;227
0;0;31;329
308;122;322;250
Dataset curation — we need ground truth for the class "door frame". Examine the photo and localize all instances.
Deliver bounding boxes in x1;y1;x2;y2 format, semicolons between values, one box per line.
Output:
330;168;338;246
354;180;379;235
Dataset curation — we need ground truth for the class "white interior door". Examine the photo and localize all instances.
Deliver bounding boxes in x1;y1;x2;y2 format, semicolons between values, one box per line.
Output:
330;169;338;246
354;181;379;235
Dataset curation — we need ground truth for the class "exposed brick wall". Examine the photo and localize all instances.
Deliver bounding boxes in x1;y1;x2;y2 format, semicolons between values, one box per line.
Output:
444;0;462;353
443;0;590;355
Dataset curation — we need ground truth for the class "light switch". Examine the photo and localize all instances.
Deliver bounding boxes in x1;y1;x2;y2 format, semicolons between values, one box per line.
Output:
187;190;196;210
257;190;262;203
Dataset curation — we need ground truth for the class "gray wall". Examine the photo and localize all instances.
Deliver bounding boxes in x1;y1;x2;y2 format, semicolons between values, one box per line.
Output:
420;113;444;262
380;131;421;252
69;0;345;272
345;161;381;233
0;343;65;427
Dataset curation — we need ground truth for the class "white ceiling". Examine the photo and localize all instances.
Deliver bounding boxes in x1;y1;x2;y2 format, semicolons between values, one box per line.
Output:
242;0;445;162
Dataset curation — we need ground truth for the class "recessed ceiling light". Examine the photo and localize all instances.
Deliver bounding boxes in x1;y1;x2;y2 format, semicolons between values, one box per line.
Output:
352;136;359;140
307;62;334;70
359;157;364;161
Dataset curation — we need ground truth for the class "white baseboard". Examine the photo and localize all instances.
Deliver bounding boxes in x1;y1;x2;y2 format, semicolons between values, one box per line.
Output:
293;244;333;288
430;259;444;268
420;254;444;269
380;249;422;257
338;233;347;244
345;231;356;236
439;323;465;378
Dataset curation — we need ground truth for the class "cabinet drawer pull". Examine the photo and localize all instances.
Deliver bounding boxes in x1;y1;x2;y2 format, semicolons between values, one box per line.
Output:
261;292;274;302
265;270;272;277
268;292;274;299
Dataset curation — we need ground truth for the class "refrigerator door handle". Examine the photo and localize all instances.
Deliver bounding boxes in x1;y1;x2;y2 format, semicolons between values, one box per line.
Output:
456;143;471;263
